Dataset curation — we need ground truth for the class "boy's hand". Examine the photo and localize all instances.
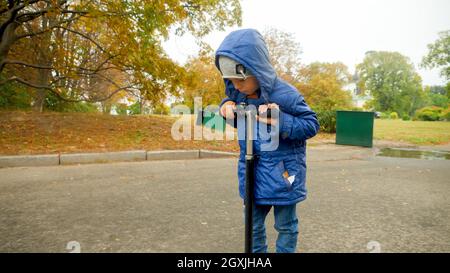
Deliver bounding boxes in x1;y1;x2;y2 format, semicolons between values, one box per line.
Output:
257;103;279;125
220;101;236;119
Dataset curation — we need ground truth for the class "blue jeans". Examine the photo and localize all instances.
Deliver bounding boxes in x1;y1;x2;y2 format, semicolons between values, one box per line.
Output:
246;204;299;253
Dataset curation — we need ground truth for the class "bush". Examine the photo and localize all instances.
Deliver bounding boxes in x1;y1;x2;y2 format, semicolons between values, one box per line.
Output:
389;112;399;119
68;101;99;113
418;110;440;121
348;106;364;111
0;82;32;109
114;103;129;115
414;106;444;121
380;112;390;119
313;108;336;133
44;92;99;112
152;103;170;115
439;108;450;121
128;101;141;115
401;114;410;121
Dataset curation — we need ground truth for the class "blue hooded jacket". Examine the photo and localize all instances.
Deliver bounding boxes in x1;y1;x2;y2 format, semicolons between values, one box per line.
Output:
215;29;320;205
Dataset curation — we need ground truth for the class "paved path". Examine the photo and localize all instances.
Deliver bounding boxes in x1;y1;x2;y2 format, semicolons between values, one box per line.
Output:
0;145;449;252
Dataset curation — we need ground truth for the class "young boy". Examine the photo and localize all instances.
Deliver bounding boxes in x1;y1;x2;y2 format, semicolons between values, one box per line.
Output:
215;29;319;253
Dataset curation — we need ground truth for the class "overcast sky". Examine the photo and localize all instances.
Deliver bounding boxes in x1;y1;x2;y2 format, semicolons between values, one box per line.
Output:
163;0;450;86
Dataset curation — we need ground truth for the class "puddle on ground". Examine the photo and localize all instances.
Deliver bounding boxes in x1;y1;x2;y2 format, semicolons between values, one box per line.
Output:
377;148;450;160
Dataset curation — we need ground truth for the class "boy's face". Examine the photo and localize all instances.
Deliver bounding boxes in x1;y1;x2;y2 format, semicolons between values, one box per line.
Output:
229;77;260;96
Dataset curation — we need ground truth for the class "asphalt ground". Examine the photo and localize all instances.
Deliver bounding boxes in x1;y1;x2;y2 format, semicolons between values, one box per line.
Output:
0;144;449;252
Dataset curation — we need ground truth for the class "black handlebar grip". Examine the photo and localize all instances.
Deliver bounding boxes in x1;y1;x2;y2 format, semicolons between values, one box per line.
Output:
221;103;278;127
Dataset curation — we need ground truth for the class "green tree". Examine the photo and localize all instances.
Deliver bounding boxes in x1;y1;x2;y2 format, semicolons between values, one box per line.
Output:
423;86;448;108
446;82;450;98
356;51;425;117
421;30;450;81
429;85;447;96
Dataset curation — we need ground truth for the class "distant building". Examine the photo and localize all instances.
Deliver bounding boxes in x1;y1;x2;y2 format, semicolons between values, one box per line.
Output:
347;71;372;109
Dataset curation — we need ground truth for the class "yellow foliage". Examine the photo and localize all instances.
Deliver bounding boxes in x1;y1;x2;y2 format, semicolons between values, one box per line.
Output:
295;62;353;110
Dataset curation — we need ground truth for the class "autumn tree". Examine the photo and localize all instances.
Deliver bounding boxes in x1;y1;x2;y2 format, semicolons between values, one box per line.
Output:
181;51;225;111
262;27;302;83
295;62;353;110
0;0;242;111
356;51;425;116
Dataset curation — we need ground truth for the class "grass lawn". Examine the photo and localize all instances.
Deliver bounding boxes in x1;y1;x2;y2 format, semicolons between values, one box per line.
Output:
374;119;450;145
0;111;448;155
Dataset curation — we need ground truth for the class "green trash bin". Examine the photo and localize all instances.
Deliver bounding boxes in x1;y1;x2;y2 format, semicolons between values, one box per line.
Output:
196;109;226;132
336;110;374;147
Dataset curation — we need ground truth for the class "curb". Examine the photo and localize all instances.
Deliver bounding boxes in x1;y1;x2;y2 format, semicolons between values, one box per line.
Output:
0;154;60;168
147;150;199;161
60;150;147;165
199;149;239;158
0;149;239;168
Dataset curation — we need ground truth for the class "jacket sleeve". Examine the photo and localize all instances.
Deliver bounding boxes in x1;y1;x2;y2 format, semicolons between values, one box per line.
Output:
219;97;234;108
218;79;242;128
278;94;320;141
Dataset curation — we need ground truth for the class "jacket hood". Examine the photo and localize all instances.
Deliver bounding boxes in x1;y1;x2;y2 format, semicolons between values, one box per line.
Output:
215;29;277;103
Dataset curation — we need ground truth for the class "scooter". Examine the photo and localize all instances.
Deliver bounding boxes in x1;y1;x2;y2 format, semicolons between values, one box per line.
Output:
238;102;272;253
234;102;256;253
197;102;272;253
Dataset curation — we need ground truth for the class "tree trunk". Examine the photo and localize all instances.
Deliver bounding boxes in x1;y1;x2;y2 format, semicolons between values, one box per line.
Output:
32;9;53;112
33;68;50;112
0;21;18;73
33;89;47;112
101;101;112;114
139;98;144;114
